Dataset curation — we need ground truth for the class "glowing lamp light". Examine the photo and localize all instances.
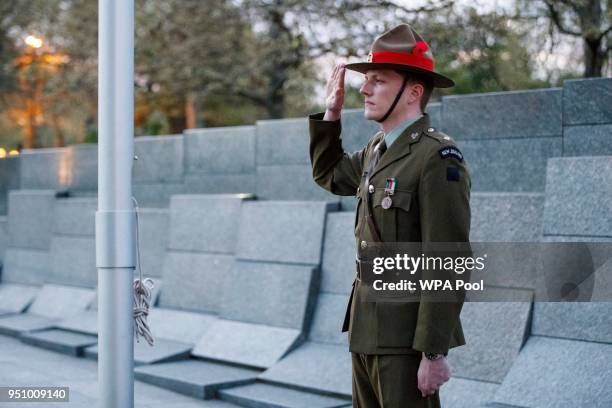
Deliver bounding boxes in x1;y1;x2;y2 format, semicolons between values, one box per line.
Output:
25;35;43;49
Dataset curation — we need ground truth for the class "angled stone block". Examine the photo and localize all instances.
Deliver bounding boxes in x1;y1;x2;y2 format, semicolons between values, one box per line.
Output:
339;109;380;153
255;165;340;202
148;307;217;344
460;137;562;192
134;359;260;399
28;284;95;319
543;156;612;237
448;288;532;383
49;235;96;287
53;197;96;236
532;302;612;344
132;182;187;208
426;102;442;130
470;193;544;242
309;293;349;346
7;190;55;249
321;212;358;294
0;313;60;337
0;156;20;215
218;382;351;408
67;143;98;191
563;77;612;126
57;310;98;335
236;201;333;265
185;126;255;175
439;377;499;408
219;261;316;329
0;283;39;313
182;174;256;195
85;338;192;366
564;124;612;156
133;134;184;183
442;88;562;140
258;342;351;397
19;328;97;357
256;117;309;165
18;148;66;190
192;319;302;369
168;195;247;253
134;208;168;279
492;336;612;407
159;252;232;313
0;215;7;261
2;248;50;285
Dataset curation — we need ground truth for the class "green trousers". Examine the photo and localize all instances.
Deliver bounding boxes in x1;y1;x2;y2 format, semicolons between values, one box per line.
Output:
351;352;441;408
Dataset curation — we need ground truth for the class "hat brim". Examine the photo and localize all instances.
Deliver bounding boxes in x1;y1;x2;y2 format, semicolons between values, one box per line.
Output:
344;62;455;88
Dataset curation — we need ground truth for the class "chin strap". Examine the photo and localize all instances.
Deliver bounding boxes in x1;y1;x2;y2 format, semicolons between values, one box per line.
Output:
375;74;409;123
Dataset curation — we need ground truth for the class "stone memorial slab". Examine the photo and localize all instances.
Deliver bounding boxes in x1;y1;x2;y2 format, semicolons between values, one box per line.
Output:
52;197;96;236
147;307;217;345
470;193;544;242
442;88;562;140
321;212;358;294
85;339;193;366
1;248;50;284
0;313;60;336
192;319;302;369
27;284;95;319
532;301;612;344
236;200;333;264
134;359;260;399
49;236;96;287
0;156;20;214
564;124;612;156
255;165;340;202
492;336;612;407
256;117;309;165
134;134;184;183
182;174;256;195
258;342;352;397
543;156;612;237
309;293;349;346
7;190;55;249
218;382;351;408
185;126;255;175
132;182;187;208
19;328;97;356
134;208;168;279
459;137;562;192
67;143;98;191
0;283;39;314
18;148;64;190
168;195;247;253
563;77;612;126
219;261;315;329
158;252;232;313
448;288;533;383
339;109;380;153
57;310;98;335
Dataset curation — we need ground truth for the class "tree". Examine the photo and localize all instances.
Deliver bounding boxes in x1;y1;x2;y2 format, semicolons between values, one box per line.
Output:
517;0;611;77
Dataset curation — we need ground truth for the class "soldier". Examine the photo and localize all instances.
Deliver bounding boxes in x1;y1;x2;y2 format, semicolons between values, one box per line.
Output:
309;23;471;407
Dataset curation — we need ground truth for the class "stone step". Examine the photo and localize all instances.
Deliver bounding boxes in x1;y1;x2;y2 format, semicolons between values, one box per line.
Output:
134;359;260;399
19;328;97;356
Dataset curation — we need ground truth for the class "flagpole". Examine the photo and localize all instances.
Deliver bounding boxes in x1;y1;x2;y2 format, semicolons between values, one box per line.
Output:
96;0;135;407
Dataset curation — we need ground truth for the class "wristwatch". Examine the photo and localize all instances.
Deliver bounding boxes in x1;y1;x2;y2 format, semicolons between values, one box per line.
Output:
424;352;448;361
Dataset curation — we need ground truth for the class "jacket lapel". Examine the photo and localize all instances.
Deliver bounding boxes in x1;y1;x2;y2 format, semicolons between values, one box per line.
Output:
369;113;431;180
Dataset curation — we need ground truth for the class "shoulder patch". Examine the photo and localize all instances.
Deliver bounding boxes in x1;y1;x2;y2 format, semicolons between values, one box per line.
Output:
438;146;463;162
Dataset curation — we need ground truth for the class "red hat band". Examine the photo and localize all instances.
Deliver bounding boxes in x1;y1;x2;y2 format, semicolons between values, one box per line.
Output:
366;41;434;71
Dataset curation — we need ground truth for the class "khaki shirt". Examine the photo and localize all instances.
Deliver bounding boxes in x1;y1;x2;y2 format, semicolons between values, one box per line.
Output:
309;111;471;355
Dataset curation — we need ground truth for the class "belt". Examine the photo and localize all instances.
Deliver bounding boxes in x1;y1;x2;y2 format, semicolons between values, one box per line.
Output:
355;258;364;281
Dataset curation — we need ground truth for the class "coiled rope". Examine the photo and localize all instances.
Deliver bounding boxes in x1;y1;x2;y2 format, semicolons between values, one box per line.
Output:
132;196;155;346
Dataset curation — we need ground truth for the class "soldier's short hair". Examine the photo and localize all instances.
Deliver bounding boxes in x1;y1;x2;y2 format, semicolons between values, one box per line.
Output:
396;70;434;113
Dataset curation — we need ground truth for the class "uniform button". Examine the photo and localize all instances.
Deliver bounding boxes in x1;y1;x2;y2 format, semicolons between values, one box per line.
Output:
428;127;435;132
360;240;367;249
368;184;375;193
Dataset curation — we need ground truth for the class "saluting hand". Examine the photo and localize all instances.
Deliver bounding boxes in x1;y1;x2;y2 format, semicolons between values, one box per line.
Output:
417;353;451;397
324;63;346;121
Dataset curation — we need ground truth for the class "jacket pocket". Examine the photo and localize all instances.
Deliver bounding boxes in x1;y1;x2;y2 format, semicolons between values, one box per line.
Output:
373;190;412;241
376;300;419;348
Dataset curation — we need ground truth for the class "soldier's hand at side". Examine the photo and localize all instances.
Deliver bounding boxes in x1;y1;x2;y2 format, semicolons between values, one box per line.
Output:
417;354;451;397
324;63;345;121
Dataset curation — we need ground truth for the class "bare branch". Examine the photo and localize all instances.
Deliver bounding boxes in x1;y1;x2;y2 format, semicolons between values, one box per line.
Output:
543;0;582;36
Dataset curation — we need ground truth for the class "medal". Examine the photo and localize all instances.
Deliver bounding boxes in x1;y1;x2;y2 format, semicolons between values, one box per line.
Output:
382;195;393;209
382;177;396;209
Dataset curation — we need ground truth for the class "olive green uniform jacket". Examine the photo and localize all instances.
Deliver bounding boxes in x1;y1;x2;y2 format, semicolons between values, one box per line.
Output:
309;111;471;355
